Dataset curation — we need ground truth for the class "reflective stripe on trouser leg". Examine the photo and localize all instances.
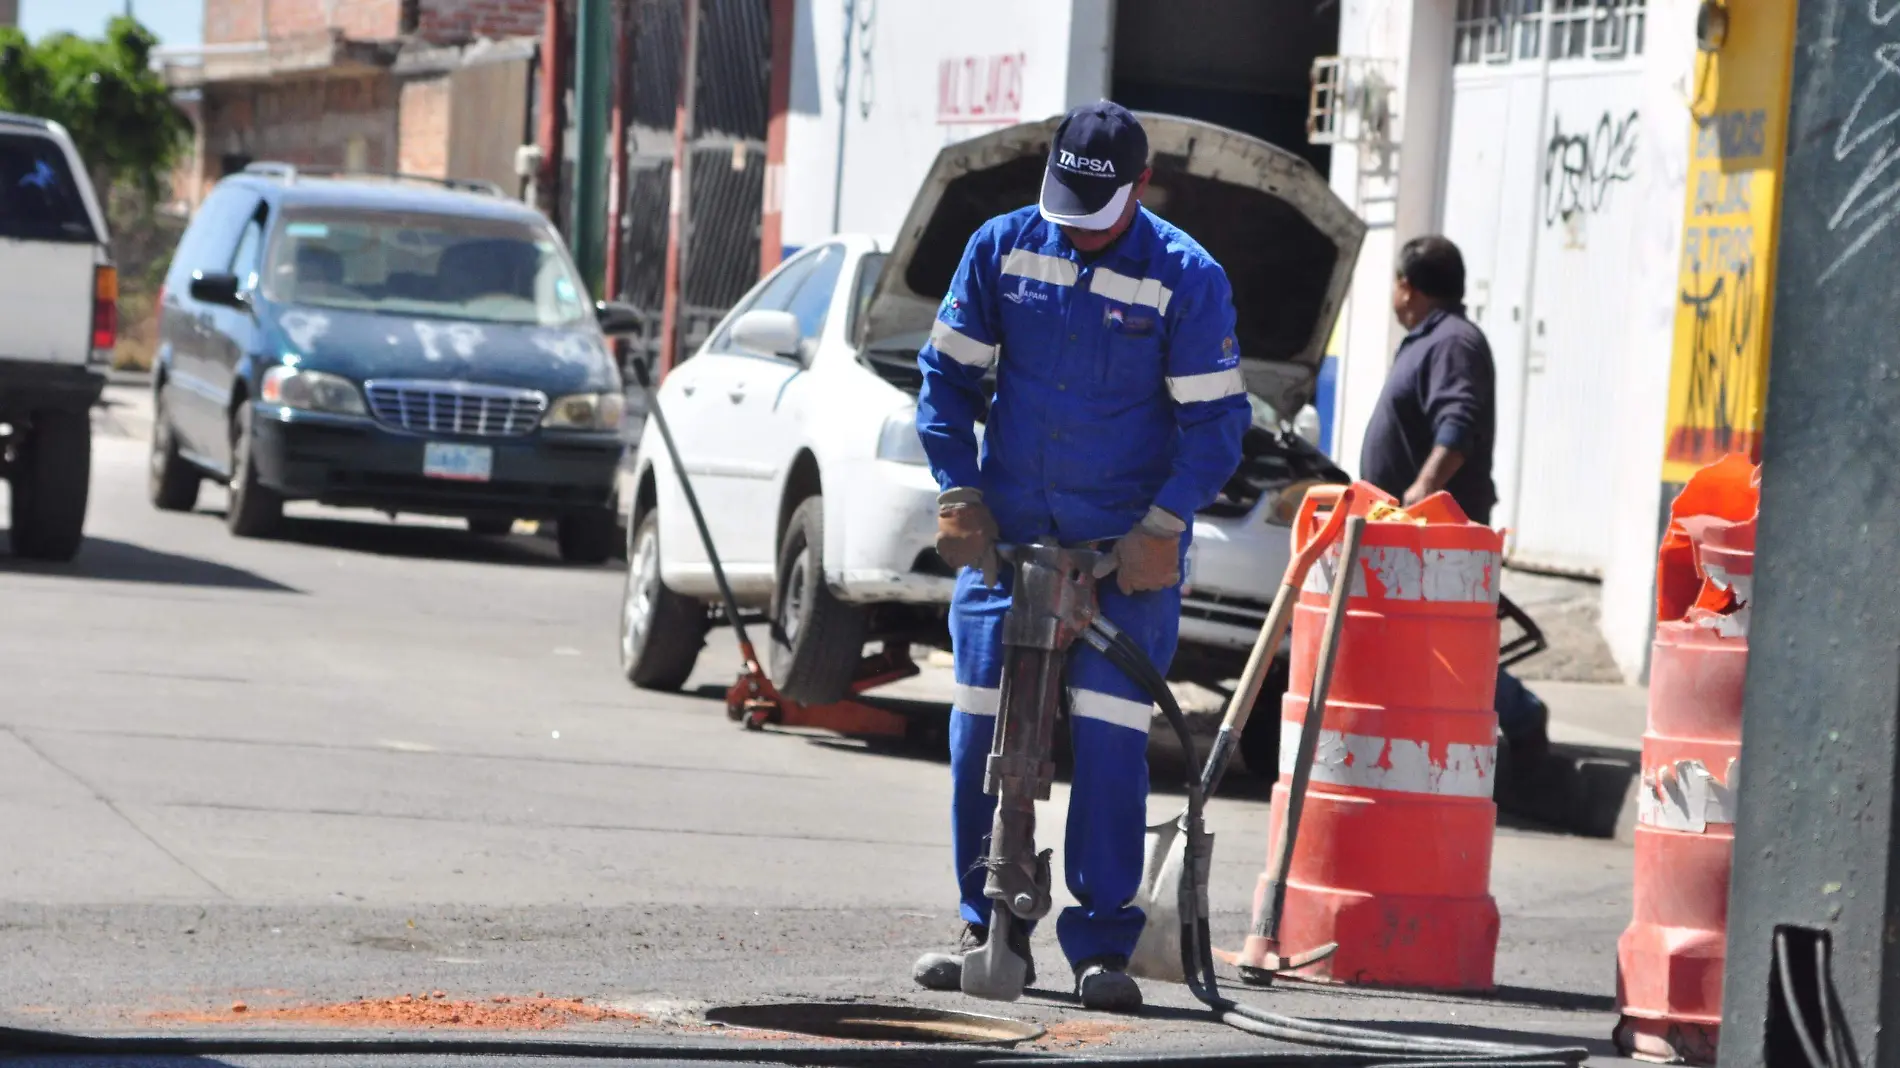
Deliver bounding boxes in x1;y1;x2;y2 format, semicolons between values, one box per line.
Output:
949;565;1010;927
1056;577;1180;968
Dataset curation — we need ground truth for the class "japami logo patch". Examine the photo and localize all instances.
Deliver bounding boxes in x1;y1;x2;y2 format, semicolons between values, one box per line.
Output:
1057;150;1116;175
1001;277;1047;305
1220;335;1239;365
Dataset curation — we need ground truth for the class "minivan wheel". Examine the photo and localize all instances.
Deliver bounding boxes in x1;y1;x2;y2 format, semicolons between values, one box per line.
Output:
149;388;201;513
226;403;282;538
770;496;866;705
1238;656;1291;781
8;408;91;561
619;510;707;690
557;508;617;564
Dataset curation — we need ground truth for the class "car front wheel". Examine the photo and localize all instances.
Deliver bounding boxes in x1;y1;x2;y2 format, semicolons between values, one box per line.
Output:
770;495;867;705
148;388;201;513
619;510;708;690
226;403;282;538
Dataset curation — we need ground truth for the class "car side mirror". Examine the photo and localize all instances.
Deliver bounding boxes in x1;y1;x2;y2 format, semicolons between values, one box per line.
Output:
189;270;245;308
595;300;643;336
729;309;802;360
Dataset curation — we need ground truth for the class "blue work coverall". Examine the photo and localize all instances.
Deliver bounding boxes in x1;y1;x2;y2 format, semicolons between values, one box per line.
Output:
915;205;1251;967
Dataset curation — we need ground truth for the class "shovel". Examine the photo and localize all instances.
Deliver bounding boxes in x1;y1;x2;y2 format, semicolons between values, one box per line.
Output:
1126;484;1355;982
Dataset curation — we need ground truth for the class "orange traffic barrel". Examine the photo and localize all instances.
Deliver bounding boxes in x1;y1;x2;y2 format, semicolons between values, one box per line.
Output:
1237;481;1504;991
1615;454;1757;1065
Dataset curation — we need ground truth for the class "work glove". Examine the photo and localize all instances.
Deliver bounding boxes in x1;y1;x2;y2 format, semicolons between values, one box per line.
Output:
937;487;1001;586
1094;506;1187;595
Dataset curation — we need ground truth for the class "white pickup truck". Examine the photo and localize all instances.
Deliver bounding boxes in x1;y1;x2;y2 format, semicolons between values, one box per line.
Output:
0;114;115;561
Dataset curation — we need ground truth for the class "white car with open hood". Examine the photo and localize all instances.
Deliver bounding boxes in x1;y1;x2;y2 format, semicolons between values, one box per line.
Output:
617;115;1363;772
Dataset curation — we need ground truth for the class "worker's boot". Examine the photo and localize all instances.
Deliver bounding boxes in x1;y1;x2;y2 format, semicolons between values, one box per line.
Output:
913;922;1035;991
1074;957;1143;1014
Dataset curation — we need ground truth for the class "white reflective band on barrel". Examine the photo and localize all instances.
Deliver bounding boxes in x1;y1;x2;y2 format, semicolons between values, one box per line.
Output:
1069;688;1154;734
1638;757;1738;832
953;684;1000;717
929;320;998;368
1303;545;1502;605
1167;367;1246;404
1000;249;1079;287
1281;719;1496;798
1089;268;1173;315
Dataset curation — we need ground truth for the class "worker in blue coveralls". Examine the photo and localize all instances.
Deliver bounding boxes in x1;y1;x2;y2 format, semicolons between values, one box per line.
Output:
909;102;1250;1014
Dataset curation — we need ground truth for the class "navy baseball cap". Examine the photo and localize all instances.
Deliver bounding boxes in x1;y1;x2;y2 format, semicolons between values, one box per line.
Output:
1039;101;1148;229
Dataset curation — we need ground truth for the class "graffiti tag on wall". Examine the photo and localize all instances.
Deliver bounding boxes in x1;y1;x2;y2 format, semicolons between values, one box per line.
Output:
1542;110;1641;227
1820;36;1900;284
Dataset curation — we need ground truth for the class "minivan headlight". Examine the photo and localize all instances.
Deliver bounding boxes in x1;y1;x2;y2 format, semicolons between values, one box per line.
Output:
544;391;627;430
261;365;365;415
877;409;929;465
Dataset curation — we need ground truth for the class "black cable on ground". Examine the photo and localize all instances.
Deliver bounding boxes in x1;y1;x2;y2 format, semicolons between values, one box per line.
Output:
1085;621;1589;1068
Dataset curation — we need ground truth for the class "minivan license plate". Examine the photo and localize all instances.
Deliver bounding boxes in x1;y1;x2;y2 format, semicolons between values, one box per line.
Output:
423;443;493;482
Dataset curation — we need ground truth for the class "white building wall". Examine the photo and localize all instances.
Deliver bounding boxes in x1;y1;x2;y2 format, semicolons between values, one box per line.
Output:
1326;0;1454;478
780;0;1108;251
1330;0;1693;682
1599;0;1696;682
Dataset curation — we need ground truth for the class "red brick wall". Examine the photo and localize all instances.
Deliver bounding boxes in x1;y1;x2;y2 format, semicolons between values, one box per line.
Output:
201;75;399;173
416;0;545;43
203;0;542;44
398;76;451;177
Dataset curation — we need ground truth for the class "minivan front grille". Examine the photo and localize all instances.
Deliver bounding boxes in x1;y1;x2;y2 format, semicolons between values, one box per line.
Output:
363;380;549;437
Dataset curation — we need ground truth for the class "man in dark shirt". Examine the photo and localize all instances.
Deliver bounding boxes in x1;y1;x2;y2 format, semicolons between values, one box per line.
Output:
1360;236;1548;758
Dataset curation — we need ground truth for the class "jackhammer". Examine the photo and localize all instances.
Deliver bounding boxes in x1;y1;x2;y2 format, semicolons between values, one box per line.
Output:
961;539;1590;1066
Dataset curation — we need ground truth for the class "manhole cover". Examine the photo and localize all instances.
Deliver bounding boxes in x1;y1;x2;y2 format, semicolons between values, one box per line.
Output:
703;1002;1044;1045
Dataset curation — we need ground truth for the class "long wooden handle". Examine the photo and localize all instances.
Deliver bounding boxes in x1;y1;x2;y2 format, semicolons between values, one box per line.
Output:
1257;514;1367;945
1197;485;1355;797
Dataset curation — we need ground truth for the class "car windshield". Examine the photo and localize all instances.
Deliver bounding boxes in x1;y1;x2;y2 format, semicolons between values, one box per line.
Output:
261;209;590;326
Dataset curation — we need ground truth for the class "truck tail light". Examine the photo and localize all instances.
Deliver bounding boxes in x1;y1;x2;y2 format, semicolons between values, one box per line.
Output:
93;264;119;352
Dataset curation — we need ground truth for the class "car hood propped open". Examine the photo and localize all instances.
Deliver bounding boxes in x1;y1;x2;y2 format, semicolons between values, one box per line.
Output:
855;114;1366;421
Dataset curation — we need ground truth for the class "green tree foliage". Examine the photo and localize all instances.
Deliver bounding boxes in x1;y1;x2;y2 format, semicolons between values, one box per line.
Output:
0;17;190;198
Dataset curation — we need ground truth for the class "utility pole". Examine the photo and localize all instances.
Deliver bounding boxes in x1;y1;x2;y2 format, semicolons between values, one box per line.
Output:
656;0;700;375
1720;14;1900;1067
570;0;612;294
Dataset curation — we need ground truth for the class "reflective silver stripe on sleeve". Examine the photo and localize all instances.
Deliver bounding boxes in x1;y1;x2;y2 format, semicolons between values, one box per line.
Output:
928;320;998;368
1000;248;1079;287
1090;268;1172;315
1166;366;1246;404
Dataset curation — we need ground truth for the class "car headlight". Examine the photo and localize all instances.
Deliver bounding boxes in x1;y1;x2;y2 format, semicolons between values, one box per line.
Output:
543;391;627;430
261;365;365;415
877;409;929;465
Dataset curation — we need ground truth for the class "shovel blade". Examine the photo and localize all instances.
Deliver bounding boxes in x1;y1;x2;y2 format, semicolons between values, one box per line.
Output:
1126;816;1188;982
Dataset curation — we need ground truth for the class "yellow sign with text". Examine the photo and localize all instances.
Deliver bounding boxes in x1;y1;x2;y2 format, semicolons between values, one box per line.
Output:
1661;0;1797;484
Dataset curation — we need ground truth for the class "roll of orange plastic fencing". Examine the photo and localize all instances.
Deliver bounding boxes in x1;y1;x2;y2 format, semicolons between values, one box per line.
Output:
1236;480;1504;991
1615;453;1757;1066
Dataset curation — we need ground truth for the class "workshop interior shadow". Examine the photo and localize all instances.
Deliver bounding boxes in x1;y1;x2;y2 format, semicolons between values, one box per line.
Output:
0;534;298;592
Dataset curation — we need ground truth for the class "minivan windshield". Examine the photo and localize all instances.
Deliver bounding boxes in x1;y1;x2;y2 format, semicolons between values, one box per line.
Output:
261;208;591;327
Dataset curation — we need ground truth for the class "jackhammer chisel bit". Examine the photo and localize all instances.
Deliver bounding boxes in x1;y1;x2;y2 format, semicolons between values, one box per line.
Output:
961;543;1104;1003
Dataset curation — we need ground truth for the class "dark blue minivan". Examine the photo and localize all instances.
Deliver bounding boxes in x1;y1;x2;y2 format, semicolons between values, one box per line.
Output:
150;164;636;563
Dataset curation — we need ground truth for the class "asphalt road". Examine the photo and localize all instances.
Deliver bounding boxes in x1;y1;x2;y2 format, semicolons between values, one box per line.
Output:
0;388;1642;1065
